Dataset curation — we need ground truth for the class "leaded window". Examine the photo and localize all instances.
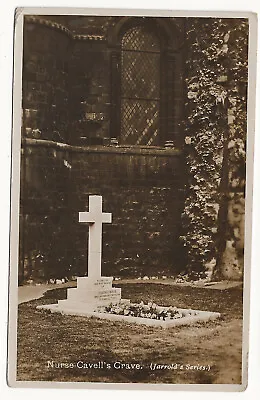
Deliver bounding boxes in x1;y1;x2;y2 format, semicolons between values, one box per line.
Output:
120;26;160;145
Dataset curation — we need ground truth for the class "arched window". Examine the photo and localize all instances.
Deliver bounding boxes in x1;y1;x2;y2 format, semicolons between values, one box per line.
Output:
109;17;183;148
120;25;161;146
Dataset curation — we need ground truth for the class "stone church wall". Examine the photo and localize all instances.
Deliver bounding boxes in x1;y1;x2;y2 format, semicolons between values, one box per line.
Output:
20;140;185;281
69;39;110;145
19;15;186;282
22;20;71;143
19;140;72;282
70;147;185;278
19;15;246;282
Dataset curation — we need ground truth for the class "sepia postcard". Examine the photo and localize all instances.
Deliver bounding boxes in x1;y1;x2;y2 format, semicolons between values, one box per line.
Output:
8;7;257;390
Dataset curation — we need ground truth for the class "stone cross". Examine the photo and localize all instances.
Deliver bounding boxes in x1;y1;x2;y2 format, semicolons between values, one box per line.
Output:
79;195;112;278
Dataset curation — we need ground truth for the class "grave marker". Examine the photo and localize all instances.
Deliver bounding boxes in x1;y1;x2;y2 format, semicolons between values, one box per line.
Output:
38;195;122;313
37;195;220;328
79;195;112;278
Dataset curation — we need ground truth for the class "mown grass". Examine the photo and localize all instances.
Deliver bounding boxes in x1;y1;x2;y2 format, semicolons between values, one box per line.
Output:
17;283;243;384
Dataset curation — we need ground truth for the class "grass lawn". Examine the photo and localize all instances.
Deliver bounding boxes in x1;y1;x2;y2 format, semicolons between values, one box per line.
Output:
17;283;243;384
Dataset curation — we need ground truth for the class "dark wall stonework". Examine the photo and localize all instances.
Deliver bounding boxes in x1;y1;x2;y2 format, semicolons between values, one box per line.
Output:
69;148;185;277
23;21;71;143
20;141;185;281
19;140;72;282
19;15;186;282
69;40;110;145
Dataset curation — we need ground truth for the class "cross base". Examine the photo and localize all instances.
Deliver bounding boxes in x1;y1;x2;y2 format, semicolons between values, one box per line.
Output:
37;277;122;313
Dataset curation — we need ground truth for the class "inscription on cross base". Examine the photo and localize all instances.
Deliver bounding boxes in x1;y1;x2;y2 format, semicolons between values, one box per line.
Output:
79;195;112;278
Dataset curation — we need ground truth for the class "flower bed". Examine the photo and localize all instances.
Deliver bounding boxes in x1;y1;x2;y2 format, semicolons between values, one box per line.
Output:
39;300;220;328
102;301;199;321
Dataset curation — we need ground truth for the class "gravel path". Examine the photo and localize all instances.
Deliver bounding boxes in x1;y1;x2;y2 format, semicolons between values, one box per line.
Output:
18;281;75;304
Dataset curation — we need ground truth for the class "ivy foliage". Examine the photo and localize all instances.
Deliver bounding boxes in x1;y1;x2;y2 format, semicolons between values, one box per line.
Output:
181;18;248;276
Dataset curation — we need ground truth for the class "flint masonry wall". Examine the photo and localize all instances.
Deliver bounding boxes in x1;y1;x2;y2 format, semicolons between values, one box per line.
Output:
19;16;186;282
20;141;185;281
20;18;73;282
19;140;72;282
22;20;71;142
69;39;110;145
70;147;185;278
